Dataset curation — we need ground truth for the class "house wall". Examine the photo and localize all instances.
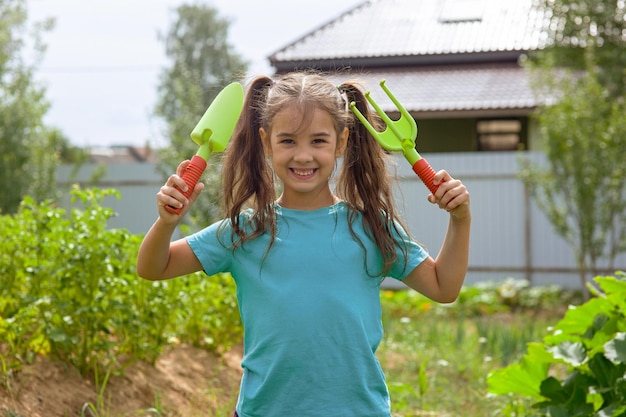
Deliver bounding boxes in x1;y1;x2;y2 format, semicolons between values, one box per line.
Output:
418;119;476;152
416;117;531;152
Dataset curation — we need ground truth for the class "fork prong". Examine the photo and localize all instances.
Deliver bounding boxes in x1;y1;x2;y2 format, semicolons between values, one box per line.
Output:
349;101;381;140
364;92;408;142
379;80;418;140
365;92;392;127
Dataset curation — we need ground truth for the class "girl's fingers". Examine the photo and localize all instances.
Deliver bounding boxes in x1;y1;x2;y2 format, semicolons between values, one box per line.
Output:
156;168;192;216
427;172;470;214
188;182;205;206
176;159;191;176
158;188;186;209
432;170;451;186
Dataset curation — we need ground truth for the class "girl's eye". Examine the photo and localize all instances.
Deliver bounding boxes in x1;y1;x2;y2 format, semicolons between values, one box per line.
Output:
279;138;295;144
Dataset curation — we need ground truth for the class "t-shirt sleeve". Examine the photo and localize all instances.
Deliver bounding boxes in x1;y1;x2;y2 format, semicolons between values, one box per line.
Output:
388;223;429;281
186;219;233;276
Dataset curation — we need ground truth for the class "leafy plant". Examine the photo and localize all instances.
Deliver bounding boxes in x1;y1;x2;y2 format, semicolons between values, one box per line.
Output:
379;285;560;416
0;187;242;377
487;272;626;417
381;277;579;319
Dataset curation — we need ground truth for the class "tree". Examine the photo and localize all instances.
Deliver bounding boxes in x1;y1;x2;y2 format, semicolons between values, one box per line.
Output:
154;3;248;229
533;0;626;97
520;0;626;297
0;0;78;213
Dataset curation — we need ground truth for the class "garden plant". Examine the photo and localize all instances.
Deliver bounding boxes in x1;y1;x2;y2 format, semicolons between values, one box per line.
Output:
2;187;614;417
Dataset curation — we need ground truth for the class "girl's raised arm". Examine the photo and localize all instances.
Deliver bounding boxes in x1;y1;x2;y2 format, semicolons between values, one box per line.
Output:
136;160;204;281
402;170;471;303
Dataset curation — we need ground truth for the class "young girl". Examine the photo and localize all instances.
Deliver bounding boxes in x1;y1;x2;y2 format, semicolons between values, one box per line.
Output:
137;72;471;417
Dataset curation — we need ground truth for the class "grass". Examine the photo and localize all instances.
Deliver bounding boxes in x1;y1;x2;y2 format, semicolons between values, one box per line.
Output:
378;292;565;417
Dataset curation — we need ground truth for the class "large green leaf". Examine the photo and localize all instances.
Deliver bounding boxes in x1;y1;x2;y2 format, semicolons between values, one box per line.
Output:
597;276;626;316
588;353;624;389
540;376;568;402
545;299;608;345
487;343;550;398
548;342;587;367
604;333;626;365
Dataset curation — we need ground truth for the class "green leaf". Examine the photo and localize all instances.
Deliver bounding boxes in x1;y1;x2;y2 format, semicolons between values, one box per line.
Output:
596;403;626;417
538;373;596;415
588;353;625;389
487;343;550;398
548;342;587;367
596;276;626;299
540;376;568;402
545;299;608;344
545;404;569;417
417;359;428;397
604;333;626;364
48;328;69;343
596;276;626;315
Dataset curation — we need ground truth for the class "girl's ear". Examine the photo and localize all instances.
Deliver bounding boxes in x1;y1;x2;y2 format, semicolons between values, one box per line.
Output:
336;127;349;157
260;127;272;156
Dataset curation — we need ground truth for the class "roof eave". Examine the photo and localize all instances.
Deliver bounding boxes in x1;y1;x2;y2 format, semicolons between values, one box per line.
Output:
270;50;530;73
410;107;536;119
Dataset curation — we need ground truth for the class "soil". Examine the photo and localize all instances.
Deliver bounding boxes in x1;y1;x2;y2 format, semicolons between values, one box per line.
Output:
0;344;243;417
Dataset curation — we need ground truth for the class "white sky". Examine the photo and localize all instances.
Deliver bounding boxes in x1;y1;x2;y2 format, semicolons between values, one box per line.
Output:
27;0;363;148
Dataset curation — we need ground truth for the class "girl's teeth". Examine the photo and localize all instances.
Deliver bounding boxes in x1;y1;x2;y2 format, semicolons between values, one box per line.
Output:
294;169;314;176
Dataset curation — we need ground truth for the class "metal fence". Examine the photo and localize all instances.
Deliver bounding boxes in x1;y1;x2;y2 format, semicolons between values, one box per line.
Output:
394;151;626;289
58;151;626;289
57;163;165;237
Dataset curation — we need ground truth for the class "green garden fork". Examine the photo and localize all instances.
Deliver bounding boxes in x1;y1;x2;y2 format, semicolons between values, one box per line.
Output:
350;79;440;195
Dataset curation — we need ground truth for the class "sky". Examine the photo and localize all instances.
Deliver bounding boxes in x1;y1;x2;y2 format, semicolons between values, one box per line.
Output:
27;0;363;148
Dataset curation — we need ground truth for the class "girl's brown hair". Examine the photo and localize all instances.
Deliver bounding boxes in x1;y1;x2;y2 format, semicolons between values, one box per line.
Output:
220;71;410;276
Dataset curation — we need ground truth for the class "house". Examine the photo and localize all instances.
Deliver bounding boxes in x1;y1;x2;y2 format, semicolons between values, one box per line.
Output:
57;0;624;288
56;146;164;236
265;0;626;288
269;0;548;153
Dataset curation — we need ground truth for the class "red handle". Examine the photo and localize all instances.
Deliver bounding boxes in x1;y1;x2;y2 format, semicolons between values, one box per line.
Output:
412;158;439;195
165;155;207;215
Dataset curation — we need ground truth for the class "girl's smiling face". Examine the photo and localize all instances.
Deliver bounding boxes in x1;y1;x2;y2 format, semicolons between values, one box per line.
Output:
260;105;348;210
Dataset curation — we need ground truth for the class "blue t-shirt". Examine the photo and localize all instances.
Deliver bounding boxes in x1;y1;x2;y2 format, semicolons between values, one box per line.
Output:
186;202;427;417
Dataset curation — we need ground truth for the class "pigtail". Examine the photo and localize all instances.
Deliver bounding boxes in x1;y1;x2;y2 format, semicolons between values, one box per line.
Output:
337;82;409;276
336;83;390;211
221;76;276;249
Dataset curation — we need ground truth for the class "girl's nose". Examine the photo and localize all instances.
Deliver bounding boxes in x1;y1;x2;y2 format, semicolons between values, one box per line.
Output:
293;145;313;162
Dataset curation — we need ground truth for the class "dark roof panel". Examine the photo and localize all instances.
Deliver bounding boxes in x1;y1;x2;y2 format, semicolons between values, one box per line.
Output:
270;0;548;63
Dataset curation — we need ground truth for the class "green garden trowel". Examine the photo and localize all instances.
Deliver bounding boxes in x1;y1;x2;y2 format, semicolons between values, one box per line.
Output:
166;82;244;214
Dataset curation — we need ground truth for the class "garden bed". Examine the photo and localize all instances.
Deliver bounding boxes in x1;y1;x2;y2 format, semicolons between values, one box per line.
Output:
0;344;243;417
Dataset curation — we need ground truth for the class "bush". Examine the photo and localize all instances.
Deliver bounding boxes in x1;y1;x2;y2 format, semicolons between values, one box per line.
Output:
0;187;242;376
487;271;626;417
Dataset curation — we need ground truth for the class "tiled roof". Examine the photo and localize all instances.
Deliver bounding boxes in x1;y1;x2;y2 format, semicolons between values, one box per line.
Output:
269;0;548;114
270;0;548;66
328;64;537;115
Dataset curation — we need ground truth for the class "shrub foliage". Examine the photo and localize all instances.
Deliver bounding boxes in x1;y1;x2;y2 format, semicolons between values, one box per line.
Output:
488;272;626;416
0;187;242;376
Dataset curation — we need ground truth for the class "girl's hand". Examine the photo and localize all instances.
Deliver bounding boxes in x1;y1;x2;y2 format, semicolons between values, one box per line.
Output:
427;170;470;219
156;160;205;221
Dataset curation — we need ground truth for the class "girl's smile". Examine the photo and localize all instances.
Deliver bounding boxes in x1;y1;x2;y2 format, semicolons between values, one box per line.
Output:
260;106;347;210
290;168;318;178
